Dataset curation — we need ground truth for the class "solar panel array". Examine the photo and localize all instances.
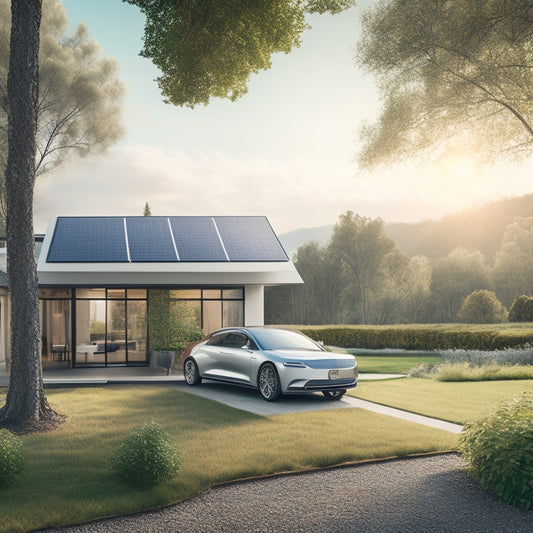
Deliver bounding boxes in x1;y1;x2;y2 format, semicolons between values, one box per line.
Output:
46;216;289;263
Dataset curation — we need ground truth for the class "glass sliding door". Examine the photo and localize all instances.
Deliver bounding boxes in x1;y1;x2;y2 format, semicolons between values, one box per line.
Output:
107;300;126;364
74;288;148;367
127;300;147;363
39;289;72;367
76;297;106;365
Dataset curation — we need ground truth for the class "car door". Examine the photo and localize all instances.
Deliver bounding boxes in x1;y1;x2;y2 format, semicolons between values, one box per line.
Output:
217;332;256;385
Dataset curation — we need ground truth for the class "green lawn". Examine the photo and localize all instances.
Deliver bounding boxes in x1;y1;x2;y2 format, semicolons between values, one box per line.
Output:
0;386;456;533
350;378;533;424
354;353;441;374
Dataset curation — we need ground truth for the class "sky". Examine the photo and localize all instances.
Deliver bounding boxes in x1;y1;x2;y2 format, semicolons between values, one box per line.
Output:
32;0;533;236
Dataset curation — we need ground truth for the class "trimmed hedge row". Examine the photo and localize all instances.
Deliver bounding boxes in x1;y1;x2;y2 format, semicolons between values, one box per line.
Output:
297;325;533;351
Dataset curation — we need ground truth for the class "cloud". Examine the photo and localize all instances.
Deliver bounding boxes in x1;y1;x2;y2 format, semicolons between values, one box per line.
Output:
33;144;533;235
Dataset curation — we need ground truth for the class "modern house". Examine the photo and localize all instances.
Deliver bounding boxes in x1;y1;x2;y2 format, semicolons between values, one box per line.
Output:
0;215;301;370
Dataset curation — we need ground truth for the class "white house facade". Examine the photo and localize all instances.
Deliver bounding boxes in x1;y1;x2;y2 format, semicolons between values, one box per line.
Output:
0;215;301;370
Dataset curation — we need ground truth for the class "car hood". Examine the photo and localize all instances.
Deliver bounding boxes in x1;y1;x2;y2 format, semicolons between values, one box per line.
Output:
265;350;356;369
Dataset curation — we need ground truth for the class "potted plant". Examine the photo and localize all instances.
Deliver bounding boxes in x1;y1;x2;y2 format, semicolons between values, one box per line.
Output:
148;290;203;375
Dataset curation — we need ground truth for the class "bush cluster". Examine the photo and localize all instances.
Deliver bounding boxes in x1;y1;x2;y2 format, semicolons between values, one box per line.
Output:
509;295;533;322
459;395;533;510
0;429;27;488
111;422;181;487
299;326;533;351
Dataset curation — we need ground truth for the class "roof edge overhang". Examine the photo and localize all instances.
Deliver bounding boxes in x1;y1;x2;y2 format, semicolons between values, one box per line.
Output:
37;218;303;287
37;261;303;286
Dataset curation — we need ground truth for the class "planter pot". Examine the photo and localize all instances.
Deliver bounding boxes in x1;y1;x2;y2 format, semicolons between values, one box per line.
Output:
150;351;176;375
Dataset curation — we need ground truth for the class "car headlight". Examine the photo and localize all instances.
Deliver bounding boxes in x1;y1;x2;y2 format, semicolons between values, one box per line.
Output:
283;361;307;368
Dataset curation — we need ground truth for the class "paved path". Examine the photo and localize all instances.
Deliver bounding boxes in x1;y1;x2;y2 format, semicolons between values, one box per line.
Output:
173;381;463;433
39;454;532;533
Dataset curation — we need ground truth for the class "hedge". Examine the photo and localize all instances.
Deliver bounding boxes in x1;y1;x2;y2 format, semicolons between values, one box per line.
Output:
295;325;533;351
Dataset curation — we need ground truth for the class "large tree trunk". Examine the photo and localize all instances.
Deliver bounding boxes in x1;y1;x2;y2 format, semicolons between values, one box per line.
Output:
0;0;62;432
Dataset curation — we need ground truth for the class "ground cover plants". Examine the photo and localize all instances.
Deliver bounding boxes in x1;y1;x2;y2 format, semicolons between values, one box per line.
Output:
459;395;533;510
0;385;456;532
409;347;533;381
0;429;27;488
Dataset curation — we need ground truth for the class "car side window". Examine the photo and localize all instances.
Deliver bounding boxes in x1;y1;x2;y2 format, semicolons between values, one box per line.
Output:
221;332;258;350
206;333;228;347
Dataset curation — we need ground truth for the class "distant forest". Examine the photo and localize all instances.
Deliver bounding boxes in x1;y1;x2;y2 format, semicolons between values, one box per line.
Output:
266;195;533;325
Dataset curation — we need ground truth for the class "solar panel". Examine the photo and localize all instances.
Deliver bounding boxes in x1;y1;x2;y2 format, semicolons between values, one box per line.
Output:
214;216;288;261
47;217;128;262
45;216;289;263
169;217;227;261
126;217;178;262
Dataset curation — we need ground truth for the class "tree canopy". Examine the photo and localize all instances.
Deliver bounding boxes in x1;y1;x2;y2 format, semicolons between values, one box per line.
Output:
125;0;354;107
1;0;354;431
356;0;533;169
0;0;124;226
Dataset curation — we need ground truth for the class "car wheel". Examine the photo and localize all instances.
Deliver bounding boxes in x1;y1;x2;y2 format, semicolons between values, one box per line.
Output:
258;363;282;401
184;358;201;386
322;389;346;400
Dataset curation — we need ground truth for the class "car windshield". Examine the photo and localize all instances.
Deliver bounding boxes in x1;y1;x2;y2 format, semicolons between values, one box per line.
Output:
250;329;324;352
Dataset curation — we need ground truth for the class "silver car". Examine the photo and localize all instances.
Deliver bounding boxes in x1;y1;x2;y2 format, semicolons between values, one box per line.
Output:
183;327;358;401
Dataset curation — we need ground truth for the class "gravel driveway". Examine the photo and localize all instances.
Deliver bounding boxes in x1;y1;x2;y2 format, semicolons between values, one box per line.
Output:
39;454;531;533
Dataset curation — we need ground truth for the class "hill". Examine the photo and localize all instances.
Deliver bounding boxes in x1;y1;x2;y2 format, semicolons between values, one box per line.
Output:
279;194;533;261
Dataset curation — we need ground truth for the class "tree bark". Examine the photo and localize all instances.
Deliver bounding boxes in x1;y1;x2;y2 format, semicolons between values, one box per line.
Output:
0;0;62;432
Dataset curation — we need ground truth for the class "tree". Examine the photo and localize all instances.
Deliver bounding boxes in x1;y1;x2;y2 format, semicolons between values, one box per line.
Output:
0;0;124;228
356;0;533;169
493;217;533;307
328;211;396;324
430;247;490;322
143;202;152;216
457;289;507;324
508;295;533;322
1;0;354;431
126;0;354;107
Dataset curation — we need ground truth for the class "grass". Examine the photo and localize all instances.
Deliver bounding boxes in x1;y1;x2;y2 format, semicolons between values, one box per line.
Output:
350;378;533;424
0;386;456;533
353;353;441;374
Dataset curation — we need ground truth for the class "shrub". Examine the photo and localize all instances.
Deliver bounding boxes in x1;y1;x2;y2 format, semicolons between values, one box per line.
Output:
457;290;507;324
459;395;533;510
0;429;27;488
508;295;529;322
111;422;181;487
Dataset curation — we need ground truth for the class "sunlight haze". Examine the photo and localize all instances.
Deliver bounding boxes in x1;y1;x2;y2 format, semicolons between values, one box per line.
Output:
32;0;533;235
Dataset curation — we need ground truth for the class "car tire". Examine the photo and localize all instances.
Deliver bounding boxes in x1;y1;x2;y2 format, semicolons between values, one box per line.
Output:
322;389;346;400
184;358;201;386
258;363;282;401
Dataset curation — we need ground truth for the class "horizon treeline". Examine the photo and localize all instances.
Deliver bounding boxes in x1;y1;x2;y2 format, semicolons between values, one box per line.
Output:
265;209;533;325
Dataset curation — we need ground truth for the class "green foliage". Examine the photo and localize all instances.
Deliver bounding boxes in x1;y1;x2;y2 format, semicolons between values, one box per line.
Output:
430;248;490;323
299;324;533;351
0;0;123;217
356;0;533;169
494;217;533;307
148;290;204;352
418;362;533;382
111;421;181;487
457;290;507;324
0;429;27;488
126;0;354;107
459;395;533;510
508;295;533;322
